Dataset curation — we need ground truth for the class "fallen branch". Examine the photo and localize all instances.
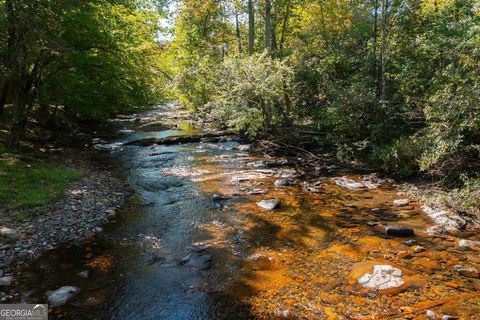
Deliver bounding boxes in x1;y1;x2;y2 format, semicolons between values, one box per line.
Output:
124;132;236;146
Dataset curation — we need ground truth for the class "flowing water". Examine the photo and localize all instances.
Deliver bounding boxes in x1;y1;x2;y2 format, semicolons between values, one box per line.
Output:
12;106;480;319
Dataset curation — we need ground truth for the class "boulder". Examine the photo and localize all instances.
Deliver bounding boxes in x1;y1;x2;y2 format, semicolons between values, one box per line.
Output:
333;177;365;190
256;199;281;211
357;265;405;290
385;225;414;237
47;286;80;308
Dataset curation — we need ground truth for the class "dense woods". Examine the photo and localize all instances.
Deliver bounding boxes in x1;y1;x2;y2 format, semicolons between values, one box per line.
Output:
1;0;479;185
0;0;164;147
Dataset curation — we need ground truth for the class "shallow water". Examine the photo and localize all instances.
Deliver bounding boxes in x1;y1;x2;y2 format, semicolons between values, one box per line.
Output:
13;107;480;319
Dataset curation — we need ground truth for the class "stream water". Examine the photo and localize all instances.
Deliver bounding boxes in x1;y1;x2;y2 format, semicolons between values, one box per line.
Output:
12;106;480;319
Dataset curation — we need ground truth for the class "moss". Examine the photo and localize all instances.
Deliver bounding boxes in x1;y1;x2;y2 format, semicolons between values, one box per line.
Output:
0;157;83;210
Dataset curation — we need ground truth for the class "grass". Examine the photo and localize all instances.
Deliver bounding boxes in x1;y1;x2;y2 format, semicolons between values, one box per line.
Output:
0;157;83;212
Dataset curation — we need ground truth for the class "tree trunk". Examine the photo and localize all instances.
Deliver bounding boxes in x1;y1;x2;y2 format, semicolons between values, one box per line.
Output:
235;10;242;54
6;0;28;149
380;0;390;107
265;0;272;52
373;0;379;96
248;0;255;55
0;81;10;119
279;4;291;50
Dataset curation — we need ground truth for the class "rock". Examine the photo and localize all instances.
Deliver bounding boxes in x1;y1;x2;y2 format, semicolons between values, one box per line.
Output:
78;271;89;278
0;276;13;286
413;245;426;253
247;253;274;270
47;286;80;308
426;310;437;319
357;265;405;290
385;225;415;237
422;206;467;232
95;227;103;234
191;242;211;253
235;144;251;152
455;266;479;278
333;177;365;190
247;189;265;195
274;179;295;187
458;239;480;249
442;316;456;320
393;199;410;207
0;227;18;240
256;199;281;211
404;239;417;247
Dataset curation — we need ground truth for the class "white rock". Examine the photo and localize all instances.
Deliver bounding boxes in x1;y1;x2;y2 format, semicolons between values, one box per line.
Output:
426;310;437;319
393;199;410;207
78;271;89;278
47;286;80;308
333;177;365;190
0;227;18;239
357;265;404;290
458;239;480;249
256;199;281;211
422;206;467;232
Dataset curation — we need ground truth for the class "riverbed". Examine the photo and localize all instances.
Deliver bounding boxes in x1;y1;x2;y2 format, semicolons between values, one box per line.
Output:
12;106;480;319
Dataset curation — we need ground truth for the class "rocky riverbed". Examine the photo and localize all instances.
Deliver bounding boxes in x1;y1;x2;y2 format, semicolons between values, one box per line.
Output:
3;105;480;319
0;152;131;302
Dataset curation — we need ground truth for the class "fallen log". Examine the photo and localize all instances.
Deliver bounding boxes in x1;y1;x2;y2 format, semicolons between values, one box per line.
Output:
124;131;236;146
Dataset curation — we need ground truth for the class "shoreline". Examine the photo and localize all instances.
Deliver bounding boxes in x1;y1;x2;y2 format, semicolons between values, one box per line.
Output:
0;148;133;300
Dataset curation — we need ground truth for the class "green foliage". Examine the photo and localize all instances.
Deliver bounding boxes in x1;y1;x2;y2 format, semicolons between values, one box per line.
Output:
0;158;83;210
204;53;294;138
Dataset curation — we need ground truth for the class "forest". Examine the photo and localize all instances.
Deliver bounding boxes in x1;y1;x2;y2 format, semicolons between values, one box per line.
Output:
0;0;479;318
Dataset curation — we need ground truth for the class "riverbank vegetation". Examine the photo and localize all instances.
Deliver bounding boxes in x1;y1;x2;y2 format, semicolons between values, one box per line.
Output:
158;0;479;209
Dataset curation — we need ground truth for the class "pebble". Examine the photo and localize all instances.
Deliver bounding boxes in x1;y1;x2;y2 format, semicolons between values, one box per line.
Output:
404;240;417;246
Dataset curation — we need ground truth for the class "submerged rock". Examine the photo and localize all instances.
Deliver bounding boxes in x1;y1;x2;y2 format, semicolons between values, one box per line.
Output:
454;265;479;278
458;239;480;249
393;199;410;207
357;265;405;290
385;225;415;237
256;199;281;211
47;286;80;308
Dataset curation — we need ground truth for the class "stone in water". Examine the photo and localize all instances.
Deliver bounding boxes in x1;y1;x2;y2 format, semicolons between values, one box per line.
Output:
256;199;281;211
357;265;404;290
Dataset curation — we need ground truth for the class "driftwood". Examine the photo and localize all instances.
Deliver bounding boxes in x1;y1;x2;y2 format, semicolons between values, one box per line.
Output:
124;132;236;146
